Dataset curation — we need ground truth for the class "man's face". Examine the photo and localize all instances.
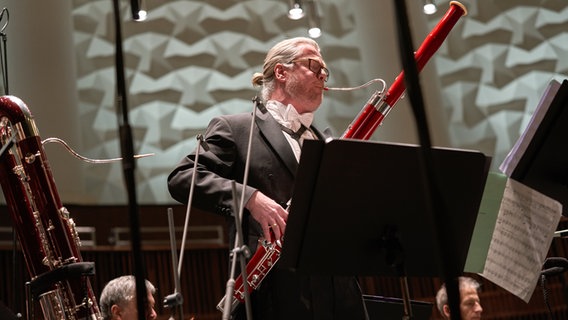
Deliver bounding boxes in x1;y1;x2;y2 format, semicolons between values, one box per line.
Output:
113;291;157;320
283;44;328;114
459;287;483;320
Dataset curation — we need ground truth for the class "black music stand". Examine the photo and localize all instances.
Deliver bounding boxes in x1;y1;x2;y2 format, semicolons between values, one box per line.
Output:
279;139;490;278
507;79;568;216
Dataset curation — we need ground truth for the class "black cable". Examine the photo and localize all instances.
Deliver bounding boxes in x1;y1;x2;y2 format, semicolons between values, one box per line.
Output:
540;274;555;320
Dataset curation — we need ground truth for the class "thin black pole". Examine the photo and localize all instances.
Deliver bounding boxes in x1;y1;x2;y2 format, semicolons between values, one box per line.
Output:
391;1;461;319
111;1;147;320
130;0;141;21
0;8;20;317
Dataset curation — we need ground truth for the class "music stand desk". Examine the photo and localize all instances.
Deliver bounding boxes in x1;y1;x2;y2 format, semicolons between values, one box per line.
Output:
508;79;568;216
279;139;490;278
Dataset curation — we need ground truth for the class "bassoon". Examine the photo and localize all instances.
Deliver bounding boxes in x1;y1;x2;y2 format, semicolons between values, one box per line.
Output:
342;1;467;139
219;1;468;314
0;95;102;320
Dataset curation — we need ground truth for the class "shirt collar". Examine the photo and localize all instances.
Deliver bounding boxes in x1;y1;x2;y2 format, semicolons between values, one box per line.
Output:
265;100;314;131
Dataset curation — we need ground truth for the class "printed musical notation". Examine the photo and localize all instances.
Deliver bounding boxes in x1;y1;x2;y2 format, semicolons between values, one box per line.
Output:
465;174;562;302
466;78;567;302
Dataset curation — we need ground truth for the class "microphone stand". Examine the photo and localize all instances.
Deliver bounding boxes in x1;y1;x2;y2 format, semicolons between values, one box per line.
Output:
0;9;20;318
221;97;263;320
0;7;8;96
163;134;209;320
164;208;184;320
177;134;208;273
221;182;253;320
111;1;147;320
539;257;568;320
391;1;460;319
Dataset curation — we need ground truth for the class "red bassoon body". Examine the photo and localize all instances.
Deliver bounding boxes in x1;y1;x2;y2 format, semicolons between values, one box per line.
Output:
0;96;102;320
220;1;467;314
216;239;282;313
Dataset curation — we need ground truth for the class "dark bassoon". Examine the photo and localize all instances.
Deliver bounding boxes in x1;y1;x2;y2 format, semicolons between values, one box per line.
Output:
0;95;102;320
219;1;468;313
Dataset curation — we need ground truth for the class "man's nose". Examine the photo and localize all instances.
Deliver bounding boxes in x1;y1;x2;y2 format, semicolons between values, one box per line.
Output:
475;302;483;313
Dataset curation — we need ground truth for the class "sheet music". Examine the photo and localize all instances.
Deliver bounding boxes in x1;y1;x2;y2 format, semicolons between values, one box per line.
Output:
481;178;562;302
499;79;561;176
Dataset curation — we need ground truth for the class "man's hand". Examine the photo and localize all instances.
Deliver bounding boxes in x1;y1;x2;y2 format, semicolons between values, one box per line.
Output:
246;191;288;242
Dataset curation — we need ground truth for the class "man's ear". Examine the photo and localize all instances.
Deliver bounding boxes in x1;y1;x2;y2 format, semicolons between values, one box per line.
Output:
110;304;122;319
442;304;451;319
274;64;286;82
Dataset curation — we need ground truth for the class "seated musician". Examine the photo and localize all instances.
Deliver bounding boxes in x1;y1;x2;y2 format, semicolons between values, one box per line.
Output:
99;275;157;320
435;276;483;320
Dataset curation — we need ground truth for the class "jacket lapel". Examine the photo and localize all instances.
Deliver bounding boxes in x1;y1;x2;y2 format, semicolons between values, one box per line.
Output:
255;107;299;176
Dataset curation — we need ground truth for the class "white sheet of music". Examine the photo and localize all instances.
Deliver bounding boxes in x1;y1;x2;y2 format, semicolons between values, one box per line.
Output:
481;178;562;302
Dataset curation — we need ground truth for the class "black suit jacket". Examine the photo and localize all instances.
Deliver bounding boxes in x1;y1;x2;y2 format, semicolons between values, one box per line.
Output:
168;104;327;249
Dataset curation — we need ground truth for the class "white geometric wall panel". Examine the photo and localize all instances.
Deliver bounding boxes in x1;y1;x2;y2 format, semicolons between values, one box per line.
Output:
70;0;568;204
431;0;568;171
72;0;366;204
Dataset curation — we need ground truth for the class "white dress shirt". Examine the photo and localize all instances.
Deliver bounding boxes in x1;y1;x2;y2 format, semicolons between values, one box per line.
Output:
265;100;316;162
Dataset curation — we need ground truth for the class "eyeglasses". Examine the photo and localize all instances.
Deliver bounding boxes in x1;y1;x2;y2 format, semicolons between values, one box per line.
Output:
290;58;330;82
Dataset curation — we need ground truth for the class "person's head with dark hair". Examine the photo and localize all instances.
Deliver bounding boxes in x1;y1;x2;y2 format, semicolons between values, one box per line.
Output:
436;276;483;320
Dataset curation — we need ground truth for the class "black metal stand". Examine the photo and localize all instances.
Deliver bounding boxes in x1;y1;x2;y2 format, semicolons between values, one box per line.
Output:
220;97;264;320
220;181;252;320
381;225;413;320
162;134;210;320
111;1;147;320
279;139;490;320
0;9;22;318
163;208;184;320
391;0;461;318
